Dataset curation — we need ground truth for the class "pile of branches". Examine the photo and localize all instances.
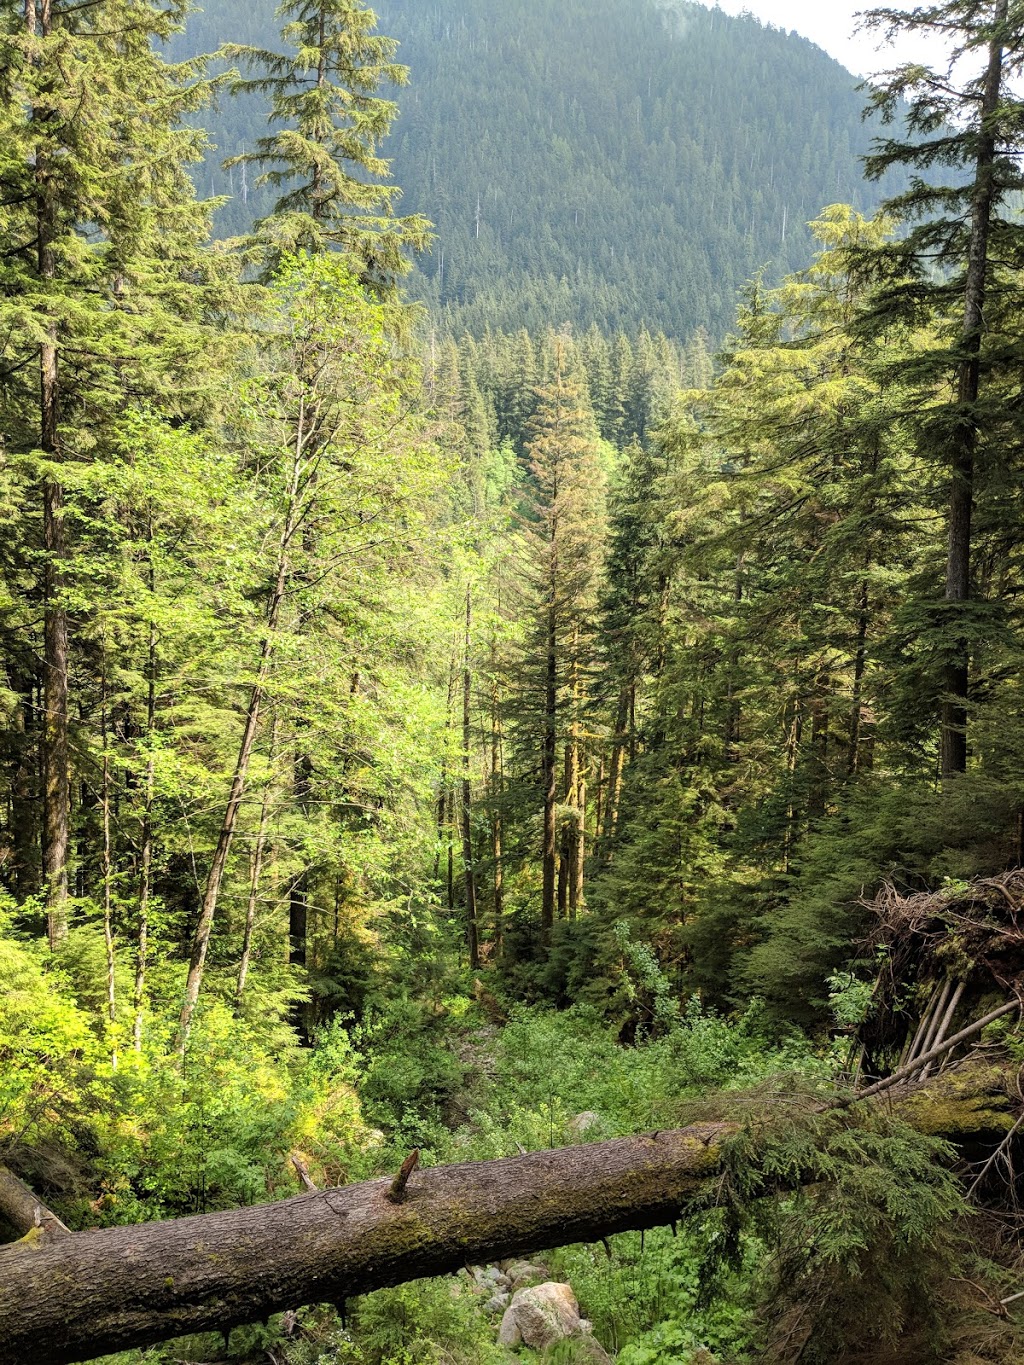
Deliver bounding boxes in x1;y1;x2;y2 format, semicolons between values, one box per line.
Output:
854;871;1024;1087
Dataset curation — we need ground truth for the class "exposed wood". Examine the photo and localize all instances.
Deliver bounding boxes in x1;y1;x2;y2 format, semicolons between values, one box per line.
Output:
0;1125;730;1365
852;1000;1018;1104
922;978;966;1079
100;680;117;1070
177;415;305;1052
387;1147;420;1203
903;982;942;1069
290;1155;317;1192
0;1166;69;1244
917;976;954;1067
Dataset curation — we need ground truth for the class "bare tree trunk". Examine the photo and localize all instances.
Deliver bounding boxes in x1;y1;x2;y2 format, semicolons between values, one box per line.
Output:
446;784;455;916
600;686;630;851
0;1124;731;1365
9;660;40;898
489;632;504;953
177;414;308;1053
34;0;69;947
848;578;869;777
558;735;572;919
0;1165;69;1244
541;592;558;939
941;0;1006;780
461;588;479;969
134;593;156;1054
236;721;278;1009
434;655;455;881
176;606;279;1051
571;771;585;918
565;634;583;919
100;670;117;1070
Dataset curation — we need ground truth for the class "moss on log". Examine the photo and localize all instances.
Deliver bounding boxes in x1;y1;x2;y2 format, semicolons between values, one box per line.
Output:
0;1123;733;1365
894;1062;1016;1139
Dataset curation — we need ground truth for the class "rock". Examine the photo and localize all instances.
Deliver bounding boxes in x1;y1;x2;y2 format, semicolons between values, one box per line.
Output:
497;1283;582;1350
567;1111;602;1140
505;1259;548;1289
469;1264;499;1289
483;1290;510;1314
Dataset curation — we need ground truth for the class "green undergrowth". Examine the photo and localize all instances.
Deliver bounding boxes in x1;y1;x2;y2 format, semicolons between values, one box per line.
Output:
3;919;1018;1365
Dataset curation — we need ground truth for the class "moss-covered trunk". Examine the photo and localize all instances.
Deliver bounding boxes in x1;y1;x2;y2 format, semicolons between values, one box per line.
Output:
0;1124;730;1365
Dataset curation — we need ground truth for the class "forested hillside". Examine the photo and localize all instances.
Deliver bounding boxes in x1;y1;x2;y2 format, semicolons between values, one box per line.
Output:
173;0;906;336
6;2;1024;1365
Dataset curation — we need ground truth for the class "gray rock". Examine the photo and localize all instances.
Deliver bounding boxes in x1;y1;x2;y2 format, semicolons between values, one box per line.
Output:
497;1283;582;1350
567;1110;603;1139
506;1259;548;1290
483;1290;511;1314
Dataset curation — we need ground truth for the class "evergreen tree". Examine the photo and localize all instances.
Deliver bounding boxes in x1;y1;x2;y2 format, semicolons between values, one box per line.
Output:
859;0;1024;777
224;0;430;288
0;0;217;945
521;339;608;937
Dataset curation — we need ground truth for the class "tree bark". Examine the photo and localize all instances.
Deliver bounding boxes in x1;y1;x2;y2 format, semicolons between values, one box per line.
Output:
100;675;117;1070
0;1166;69;1244
941;0;1006;779
541;593;558;938
34;0;69;946
600;685;630;853
237;738;276;1009
461;587;480;969
134;595;157;1054
176;433;302;1052
0;1125;730;1365
489;633;504;953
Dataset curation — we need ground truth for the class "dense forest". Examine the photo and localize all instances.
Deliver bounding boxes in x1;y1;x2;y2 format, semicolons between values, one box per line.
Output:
170;0;910;337
5;2;1024;1365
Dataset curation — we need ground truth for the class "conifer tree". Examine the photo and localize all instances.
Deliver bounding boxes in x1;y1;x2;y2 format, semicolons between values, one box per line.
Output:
224;0;430;289
522;340;607;936
0;0;216;945
860;0;1024;777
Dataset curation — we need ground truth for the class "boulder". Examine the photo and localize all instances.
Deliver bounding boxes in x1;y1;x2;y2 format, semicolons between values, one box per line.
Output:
567;1111;603;1140
505;1258;548;1289
497;1282;582;1349
483;1289;510;1314
469;1264;503;1289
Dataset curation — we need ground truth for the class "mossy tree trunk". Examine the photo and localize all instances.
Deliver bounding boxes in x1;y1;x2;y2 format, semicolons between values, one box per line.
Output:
0;1125;730;1365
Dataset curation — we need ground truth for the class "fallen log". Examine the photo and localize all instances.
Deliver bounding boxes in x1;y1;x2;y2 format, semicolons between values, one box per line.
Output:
0;1122;732;1365
0;1165;70;1245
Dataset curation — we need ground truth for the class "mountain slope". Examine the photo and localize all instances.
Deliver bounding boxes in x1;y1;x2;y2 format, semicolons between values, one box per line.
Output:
179;0;903;337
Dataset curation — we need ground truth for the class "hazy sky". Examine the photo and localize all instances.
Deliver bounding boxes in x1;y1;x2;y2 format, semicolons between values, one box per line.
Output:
712;2;950;78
